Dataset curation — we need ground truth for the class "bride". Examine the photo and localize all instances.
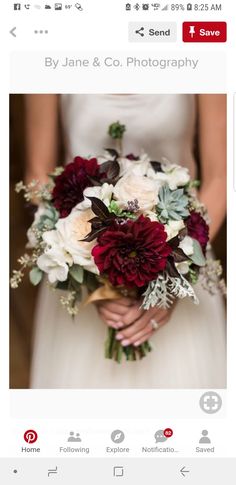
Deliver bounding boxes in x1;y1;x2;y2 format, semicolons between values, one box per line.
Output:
24;94;226;389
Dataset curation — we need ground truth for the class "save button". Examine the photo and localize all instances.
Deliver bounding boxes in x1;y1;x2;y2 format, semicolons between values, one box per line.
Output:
183;22;227;42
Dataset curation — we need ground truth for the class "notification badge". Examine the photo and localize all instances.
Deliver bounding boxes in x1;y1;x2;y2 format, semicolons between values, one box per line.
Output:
24;430;38;444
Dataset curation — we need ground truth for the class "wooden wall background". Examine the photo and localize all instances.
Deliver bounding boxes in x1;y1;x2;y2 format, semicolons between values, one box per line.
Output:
10;94;227;388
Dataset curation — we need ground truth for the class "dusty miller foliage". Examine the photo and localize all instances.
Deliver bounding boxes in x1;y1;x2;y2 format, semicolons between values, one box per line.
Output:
142;272;199;310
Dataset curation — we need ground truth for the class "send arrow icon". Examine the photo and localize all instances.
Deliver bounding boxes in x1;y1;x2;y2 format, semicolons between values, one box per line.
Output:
180;466;190;477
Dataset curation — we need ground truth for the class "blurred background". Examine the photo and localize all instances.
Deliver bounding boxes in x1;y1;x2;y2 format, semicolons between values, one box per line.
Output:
10;94;226;388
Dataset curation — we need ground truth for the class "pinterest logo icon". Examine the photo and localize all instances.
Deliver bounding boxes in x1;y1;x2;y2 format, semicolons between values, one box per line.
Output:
24;430;38;444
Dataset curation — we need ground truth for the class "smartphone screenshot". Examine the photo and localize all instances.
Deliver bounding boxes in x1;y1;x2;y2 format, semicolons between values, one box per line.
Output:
1;0;236;483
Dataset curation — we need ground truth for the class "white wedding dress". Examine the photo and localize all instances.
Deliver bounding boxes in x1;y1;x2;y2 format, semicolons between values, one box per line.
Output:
30;94;226;389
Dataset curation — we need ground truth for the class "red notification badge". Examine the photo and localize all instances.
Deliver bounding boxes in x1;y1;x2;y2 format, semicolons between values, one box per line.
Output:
164;428;173;438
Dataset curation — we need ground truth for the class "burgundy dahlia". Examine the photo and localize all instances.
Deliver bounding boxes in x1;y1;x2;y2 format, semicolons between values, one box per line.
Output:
52;157;101;218
186;211;209;253
92;215;172;288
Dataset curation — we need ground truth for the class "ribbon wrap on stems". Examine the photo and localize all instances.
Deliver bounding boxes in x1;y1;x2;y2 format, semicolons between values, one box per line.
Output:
83;278;137;306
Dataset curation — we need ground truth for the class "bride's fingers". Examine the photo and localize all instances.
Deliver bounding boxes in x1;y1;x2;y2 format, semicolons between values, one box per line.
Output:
133;330;154;347
127;314;169;346
116;308;171;344
119;303;144;327
97;308;122;328
123;323;153;347
116;297;135;307
116;313;150;342
98;300;133;315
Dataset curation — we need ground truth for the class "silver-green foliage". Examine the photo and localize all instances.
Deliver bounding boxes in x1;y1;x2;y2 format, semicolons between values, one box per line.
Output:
142;272;199;310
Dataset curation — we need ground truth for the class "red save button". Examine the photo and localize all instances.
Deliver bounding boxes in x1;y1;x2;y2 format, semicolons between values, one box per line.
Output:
183;22;227;42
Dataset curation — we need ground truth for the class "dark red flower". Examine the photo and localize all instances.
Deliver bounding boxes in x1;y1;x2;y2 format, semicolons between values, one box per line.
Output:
92;215;172;288
52;157;101;217
186;211;209;253
126;153;139;161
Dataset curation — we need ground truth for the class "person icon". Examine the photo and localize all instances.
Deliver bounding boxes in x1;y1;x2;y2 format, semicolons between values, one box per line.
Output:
67;431;82;442
199;430;211;444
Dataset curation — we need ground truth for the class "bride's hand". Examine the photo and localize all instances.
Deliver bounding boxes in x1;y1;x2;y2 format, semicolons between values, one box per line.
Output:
114;302;176;347
95;298;135;329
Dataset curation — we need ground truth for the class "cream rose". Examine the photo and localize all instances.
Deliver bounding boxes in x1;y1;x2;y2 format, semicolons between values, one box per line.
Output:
56;209;98;274
113;174;158;211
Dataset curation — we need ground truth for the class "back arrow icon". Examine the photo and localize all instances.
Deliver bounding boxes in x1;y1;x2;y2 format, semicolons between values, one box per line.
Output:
180;466;190;477
10;27;16;37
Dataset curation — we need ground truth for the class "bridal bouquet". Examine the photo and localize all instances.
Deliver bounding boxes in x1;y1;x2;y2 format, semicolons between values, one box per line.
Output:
11;122;225;362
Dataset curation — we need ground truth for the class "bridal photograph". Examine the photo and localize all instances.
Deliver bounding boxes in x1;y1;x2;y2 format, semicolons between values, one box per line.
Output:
10;94;226;389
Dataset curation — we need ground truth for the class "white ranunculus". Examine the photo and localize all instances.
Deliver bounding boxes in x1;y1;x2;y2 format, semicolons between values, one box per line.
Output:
179;236;194;256
118;153;151;177
37;248;69;284
113;174;158;211
76;183;114;210
56;209;98;274
146;166;169;184
162;162;190;190
37;229;72;284
165;220;185;241
27;204;47;248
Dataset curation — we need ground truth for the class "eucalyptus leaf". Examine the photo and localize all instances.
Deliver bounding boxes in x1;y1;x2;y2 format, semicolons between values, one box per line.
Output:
29;267;43;286
189;239;206;267
69;265;84;284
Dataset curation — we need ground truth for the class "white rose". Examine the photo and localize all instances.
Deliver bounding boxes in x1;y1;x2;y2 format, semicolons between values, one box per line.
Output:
77;183;113;210
118;153;151;177
179;236;194;256
165;220;185;241
37;248;69;284
162;162;190;190
56;209;98;274
113;174;158;211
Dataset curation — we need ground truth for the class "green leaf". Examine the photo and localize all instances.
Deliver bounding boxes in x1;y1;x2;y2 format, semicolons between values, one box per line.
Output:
189;239;206;267
69;265;84;284
29;267;43;286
